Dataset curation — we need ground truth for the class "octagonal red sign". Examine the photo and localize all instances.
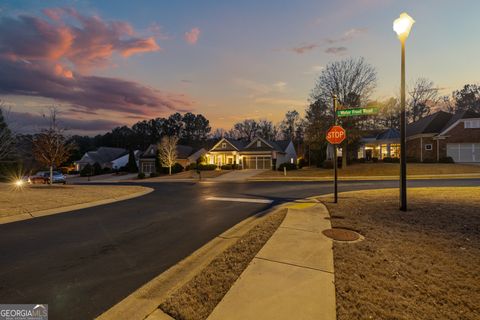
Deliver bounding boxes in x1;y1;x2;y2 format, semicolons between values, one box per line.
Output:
326;125;346;144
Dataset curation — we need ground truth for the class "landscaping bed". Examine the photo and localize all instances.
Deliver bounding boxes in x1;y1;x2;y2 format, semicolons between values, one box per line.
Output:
0;184;150;217
253;163;480;179
319;187;480;320
159;208;287;320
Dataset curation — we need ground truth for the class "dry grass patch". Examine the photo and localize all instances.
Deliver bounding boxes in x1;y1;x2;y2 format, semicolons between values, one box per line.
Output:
160;208;287;320
0;184;150;217
254;163;480;178
319;187;480;320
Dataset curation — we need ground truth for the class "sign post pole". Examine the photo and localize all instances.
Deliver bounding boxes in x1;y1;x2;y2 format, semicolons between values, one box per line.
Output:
333;95;338;203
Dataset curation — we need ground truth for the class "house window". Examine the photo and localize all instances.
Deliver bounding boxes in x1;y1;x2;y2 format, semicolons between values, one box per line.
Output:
465;119;480;128
222;143;226;148
425;144;433;151
142;162;155;174
257;140;261;147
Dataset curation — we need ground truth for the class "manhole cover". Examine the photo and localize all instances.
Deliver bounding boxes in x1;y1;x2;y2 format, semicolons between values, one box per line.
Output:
322;228;361;242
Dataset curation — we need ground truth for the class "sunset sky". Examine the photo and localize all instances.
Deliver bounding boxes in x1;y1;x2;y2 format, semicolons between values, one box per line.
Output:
1;0;479;135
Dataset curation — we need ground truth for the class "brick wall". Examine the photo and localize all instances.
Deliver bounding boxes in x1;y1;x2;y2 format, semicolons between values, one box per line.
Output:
438;121;480;158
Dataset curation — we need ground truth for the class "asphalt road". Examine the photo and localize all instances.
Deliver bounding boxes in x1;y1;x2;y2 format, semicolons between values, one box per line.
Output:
0;179;478;319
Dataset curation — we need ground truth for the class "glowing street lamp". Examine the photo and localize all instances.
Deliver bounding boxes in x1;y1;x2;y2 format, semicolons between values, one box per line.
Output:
393;12;414;211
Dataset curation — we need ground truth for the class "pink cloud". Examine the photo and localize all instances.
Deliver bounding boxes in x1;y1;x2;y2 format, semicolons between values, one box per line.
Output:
291;43;318;54
0;10;192;118
184;27;200;45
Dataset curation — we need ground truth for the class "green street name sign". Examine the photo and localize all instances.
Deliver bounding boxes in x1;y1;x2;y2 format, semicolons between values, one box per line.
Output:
336;107;379;117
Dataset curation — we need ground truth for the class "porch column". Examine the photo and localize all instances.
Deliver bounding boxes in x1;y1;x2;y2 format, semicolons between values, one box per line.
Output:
362;146;366;158
379;144;382;159
387;144;391;158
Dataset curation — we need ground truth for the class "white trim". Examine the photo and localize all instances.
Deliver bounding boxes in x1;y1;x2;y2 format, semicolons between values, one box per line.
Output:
210;138;239;151
439;118;480;136
244;136;275;149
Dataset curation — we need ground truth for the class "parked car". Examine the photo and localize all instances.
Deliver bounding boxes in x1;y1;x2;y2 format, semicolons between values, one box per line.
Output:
29;171;67;184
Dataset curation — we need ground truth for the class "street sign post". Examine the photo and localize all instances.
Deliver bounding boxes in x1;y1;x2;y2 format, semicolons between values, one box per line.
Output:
328;96;346;204
336;107;379;117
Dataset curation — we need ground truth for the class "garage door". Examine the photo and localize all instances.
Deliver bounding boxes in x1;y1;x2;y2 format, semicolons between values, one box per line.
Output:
447;143;480;162
243;156;272;169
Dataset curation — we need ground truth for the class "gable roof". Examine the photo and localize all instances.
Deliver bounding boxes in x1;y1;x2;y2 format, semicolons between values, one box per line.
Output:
79;147;127;164
269;140;292;152
140;144;196;159
406;111;453;137
439;110;480;134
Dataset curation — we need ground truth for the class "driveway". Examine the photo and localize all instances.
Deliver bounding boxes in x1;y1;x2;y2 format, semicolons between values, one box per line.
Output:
0;179;478;319
212;169;265;181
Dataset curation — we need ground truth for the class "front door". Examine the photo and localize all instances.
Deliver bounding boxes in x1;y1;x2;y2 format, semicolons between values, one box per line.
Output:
366;149;372;161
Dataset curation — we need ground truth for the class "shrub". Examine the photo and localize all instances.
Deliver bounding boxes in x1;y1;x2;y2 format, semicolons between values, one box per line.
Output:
80;164;94;177
102;167;112;173
221;164;233;170
297;158;307;169
372;157;379;163
383;157;400;163
322;160;333;169
93;162;102;175
277;162;297;171
439;156;454;163
197;164;217;171
137;172;145;179
161;163;184;174
186;163;197;171
149;172;160;178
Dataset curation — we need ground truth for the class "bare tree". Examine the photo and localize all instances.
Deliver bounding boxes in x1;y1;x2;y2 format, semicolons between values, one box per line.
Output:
407;78;439;122
158;136;178;175
0;103;15;161
32;108;74;184
310;57;377;167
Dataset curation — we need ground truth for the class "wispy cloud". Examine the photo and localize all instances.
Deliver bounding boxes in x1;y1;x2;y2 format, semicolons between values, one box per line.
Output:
325;46;348;55
254;97;306;108
289;28;366;55
291;43;319;54
184;27;200;45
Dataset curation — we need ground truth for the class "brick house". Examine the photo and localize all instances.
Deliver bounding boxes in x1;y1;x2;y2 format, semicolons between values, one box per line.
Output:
406;110;480;162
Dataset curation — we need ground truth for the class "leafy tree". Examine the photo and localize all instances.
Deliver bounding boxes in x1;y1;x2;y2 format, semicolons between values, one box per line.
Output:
310;57;377;167
125;150;138;173
453;84;480;113
158;136;178;175
32;108;74;183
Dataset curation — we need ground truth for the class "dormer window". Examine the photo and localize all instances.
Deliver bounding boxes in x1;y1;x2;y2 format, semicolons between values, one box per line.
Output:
257;140;261;147
222;143;226;148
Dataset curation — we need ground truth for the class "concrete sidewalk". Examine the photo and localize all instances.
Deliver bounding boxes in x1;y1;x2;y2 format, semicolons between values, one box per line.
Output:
212;169;267;181
207;201;336;320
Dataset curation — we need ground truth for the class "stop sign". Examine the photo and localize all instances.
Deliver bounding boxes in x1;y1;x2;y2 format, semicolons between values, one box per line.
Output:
326;125;346;144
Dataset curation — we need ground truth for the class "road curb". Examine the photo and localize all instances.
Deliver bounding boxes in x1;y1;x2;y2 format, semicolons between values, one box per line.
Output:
96;205;287;320
0;187;154;225
248;173;480;182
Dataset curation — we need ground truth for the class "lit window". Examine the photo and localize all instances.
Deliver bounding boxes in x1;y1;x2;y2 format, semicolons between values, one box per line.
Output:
257;140;261;147
425;144;432;151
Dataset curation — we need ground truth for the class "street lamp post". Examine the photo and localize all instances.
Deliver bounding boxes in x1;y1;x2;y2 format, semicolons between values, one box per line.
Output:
393;12;415;211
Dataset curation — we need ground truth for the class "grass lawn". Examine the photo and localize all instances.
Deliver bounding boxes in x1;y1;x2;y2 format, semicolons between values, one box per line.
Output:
253;163;480;179
160;208;287;320
319;187;480;320
0;184;150;217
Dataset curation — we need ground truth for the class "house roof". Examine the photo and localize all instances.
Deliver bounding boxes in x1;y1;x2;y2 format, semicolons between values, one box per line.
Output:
140;144;196;159
376;128;400;140
269;140;292;152
439;110;480;133
78;147;127;164
406;111;452;137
